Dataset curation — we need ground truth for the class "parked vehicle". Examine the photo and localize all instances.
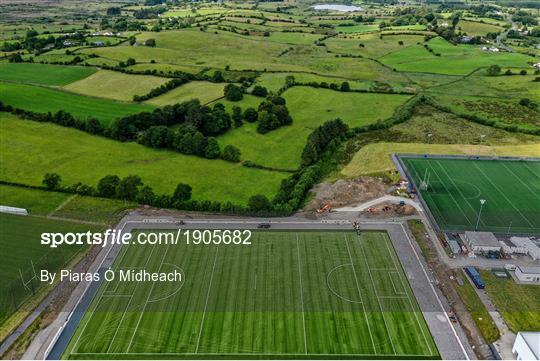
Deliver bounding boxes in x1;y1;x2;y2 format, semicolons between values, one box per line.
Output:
465;266;485;289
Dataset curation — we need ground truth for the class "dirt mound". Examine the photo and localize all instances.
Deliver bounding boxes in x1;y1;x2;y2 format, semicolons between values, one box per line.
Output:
360;202;417;218
306;176;387;211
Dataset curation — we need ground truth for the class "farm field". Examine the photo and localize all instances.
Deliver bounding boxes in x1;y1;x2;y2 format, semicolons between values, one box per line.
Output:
0;112;286;204
0;213;100;323
456;20;503;36
324;34;426;59
0;184;71;216
64;231;438;359
63;70;170;102
401;157;540;233
430;94;540;131
0;63;96;86
380;37;531;75
145;81;226;106
283;87;412;127
218;88;411;170
0;82;153;125
342;142;540;178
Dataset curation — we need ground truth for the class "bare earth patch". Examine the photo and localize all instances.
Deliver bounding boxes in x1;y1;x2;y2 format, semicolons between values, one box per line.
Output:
305;176;388;211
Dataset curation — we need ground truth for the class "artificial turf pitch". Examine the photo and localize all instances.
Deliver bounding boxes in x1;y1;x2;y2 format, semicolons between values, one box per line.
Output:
64;231;438;359
402;157;540;234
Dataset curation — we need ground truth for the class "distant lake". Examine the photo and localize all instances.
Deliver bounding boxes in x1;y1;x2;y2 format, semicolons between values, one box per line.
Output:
312;4;364;12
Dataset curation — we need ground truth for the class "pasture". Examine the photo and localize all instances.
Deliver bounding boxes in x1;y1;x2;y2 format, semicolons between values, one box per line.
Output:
146;81;226;106
0;184;71;216
0;113;286;204
64;230;437;359
63;70;170;102
218;88;411;170
432;94;540;131
0;82;153;125
401;157;540;233
0;213;99;323
380;37;532;75
0;63;96;86
457;20;503;36
324;34;426;59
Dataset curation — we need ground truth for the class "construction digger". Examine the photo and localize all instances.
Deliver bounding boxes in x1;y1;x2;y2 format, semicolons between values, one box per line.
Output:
316;203;332;214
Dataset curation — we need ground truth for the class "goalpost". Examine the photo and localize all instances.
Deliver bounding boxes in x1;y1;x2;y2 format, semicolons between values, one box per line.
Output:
419;168;431;191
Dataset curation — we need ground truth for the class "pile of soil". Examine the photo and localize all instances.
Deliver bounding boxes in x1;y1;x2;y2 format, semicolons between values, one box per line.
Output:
360;202;417;218
306;176;388;211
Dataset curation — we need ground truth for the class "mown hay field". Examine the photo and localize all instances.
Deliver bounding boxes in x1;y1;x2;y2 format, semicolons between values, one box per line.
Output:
64;70;170;102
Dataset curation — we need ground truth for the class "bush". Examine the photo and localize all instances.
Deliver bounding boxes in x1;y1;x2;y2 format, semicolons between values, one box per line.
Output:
251;85;268;97
42;173;61;190
222;145;241;162
224;84;243;101
248;194;272;212
243;107;258;122
173;183;192;202
97;175;120;198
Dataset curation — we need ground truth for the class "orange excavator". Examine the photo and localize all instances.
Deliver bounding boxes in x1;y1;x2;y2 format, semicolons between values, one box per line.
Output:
316;203;332;214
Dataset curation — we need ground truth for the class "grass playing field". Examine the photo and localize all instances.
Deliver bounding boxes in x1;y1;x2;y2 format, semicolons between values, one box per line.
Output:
401;157;540;233
0;213;100;323
64;230;438;359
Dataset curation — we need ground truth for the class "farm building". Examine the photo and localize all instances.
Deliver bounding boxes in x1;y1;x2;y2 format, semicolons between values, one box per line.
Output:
0;205;28;216
501;237;540;260
462;231;501;253
515;266;540;284
512;332;540;360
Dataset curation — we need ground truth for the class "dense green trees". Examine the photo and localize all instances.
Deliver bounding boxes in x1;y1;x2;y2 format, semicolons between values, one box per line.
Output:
173;183;192;202
97;175;120;198
301;119;349;166
487;64;501;76
42;173;61;190
116;175;143;200
222;145;241;162
256;96;292;134
224;84;243;101
243;107;258;122
251;85;268;97
248;195;272;212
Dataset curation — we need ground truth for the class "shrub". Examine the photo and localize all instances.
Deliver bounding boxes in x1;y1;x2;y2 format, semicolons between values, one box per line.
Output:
224;84;243;101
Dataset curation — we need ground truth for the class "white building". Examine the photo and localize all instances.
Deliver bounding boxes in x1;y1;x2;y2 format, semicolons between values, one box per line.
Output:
0;205;28;216
503;237;540;260
512;332;540;360
462;231;501;253
515;266;540;284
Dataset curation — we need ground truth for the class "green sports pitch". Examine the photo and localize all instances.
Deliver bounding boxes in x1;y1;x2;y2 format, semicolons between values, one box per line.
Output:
63;231;438;359
401;157;540;234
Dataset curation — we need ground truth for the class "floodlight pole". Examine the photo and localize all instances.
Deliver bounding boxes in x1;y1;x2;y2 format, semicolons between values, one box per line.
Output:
507;221;512;237
478;134;486;156
475;199;486;231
